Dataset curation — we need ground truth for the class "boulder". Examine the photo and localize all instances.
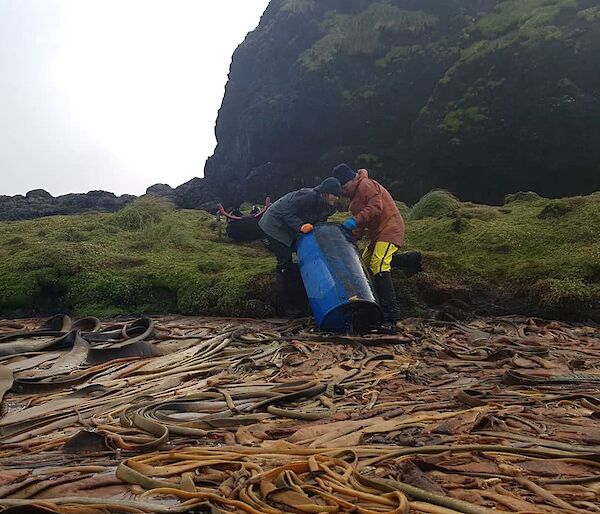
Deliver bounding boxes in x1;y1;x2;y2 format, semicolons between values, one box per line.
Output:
146;183;175;198
25;189;53;200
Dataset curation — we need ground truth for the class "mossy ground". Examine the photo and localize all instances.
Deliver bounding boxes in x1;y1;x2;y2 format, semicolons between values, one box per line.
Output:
0;199;274;318
0;193;598;321
401;191;600;320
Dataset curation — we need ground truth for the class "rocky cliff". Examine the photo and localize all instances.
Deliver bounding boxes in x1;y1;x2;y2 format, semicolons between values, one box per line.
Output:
201;0;600;206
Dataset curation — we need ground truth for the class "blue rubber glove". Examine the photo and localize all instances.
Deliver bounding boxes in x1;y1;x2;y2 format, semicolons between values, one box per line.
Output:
342;217;357;231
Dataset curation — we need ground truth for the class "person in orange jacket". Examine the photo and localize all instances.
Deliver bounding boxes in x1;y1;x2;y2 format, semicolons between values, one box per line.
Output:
333;163;405;323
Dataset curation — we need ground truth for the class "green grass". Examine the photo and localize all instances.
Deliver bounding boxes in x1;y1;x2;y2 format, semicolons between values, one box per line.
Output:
0;199;274;318
403;191;600;320
0;193;598;321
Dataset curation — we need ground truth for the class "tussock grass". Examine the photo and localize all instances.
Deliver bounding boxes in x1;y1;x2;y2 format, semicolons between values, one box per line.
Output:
0;199;273;318
408;190;460;220
404;190;600;320
0;192;598;321
109;197;173;231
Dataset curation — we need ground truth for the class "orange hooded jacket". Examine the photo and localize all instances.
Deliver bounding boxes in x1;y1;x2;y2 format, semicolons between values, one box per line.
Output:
346;169;405;248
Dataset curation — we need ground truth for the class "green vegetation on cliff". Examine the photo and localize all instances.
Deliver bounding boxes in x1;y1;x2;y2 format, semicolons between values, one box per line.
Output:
0;193;598;321
281;0;317;14
578;6;600;21
300;3;438;70
472;0;578;39
437;0;580;90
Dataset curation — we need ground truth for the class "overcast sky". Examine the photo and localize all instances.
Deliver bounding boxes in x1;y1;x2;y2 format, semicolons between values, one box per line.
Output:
0;0;270;197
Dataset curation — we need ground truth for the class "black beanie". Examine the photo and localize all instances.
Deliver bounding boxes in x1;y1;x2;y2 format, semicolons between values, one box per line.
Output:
315;177;343;197
333;163;357;186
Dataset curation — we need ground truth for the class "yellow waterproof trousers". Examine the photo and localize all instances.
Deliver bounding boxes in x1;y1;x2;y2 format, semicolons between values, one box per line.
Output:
362;241;399;275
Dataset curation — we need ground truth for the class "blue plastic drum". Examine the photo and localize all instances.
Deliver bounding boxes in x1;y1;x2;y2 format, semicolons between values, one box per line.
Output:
295;223;383;332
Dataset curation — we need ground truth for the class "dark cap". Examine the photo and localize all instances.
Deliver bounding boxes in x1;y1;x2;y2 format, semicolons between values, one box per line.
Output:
315;177;343;197
333;163;357;186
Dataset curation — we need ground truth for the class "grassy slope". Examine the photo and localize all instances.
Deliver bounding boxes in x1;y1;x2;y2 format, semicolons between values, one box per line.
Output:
0;199;274;318
0;193;598;320
403;192;600;319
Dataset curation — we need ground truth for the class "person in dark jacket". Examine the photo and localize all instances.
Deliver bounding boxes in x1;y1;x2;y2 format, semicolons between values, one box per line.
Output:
333;163;405;324
259;177;342;316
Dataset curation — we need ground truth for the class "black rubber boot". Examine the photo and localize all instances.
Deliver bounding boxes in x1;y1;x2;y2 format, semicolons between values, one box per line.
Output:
373;272;401;323
391;251;423;277
276;266;308;318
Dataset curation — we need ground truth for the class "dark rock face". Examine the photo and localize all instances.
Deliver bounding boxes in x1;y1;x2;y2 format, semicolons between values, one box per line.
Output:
203;0;600;205
25;189;53;200
0;190;135;221
146;183;176;198
173;177;221;211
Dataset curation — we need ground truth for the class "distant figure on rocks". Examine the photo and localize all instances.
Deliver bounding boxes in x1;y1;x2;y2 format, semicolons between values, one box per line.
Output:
259;177;342;317
333;163;405;325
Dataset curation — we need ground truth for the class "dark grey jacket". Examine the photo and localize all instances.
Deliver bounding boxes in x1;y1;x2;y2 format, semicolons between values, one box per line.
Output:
259;188;333;247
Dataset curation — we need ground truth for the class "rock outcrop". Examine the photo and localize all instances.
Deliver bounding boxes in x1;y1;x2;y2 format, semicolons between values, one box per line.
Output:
0;190;135;221
145;183;175;199
201;0;600;206
0;182;222;221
